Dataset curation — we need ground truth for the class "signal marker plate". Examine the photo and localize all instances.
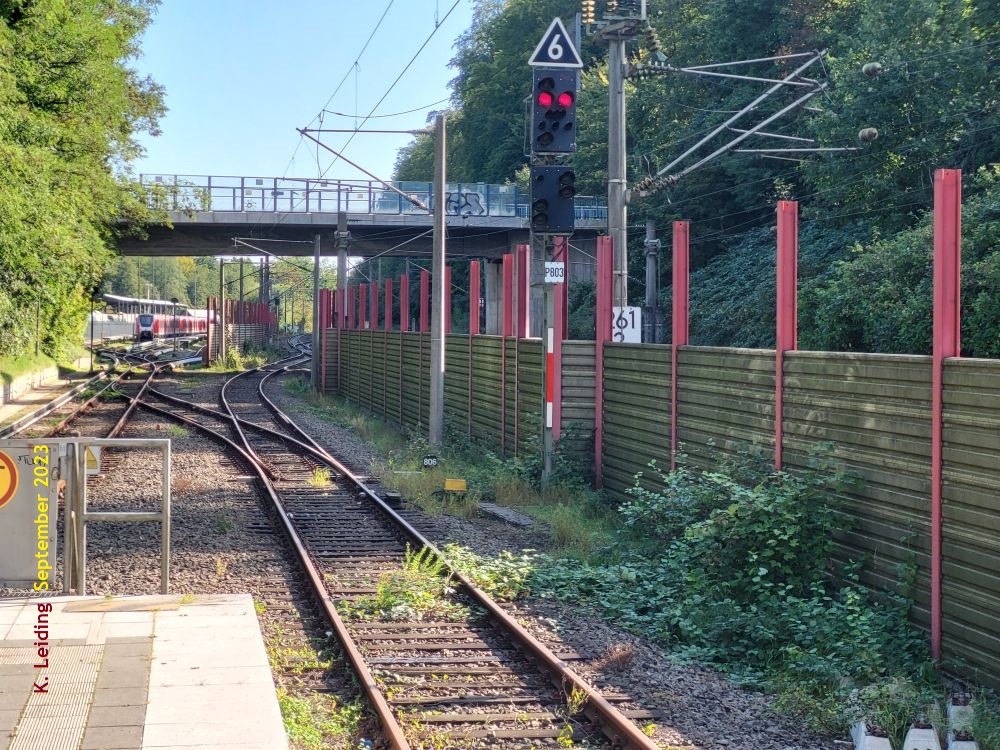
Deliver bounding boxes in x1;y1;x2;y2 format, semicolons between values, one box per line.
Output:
529;18;583;68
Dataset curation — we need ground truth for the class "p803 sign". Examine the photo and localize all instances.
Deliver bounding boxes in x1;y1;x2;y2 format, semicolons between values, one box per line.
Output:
543;262;566;285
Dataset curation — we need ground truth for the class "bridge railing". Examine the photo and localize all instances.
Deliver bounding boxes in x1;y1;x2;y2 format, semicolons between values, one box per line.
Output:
139;174;608;221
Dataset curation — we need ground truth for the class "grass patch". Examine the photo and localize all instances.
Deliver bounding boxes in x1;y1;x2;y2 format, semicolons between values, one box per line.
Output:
307;467;332;488
343;545;467;622
163;424;188;438
277;690;363;750
282;378;617;557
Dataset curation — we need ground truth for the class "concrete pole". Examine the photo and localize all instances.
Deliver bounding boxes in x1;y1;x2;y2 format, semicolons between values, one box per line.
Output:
644;219;659;342
429;114;446;446
608;38;628;308
311;233;321;389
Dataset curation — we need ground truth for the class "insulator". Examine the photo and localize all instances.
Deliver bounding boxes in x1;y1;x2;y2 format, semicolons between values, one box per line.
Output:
645;25;662;54
606;0;618;14
582;0;595;24
858;127;879;142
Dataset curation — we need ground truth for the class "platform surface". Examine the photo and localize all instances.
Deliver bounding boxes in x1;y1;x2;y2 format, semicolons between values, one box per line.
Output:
0;594;288;750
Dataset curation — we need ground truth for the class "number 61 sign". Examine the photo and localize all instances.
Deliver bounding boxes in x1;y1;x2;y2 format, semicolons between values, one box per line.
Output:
612;306;642;343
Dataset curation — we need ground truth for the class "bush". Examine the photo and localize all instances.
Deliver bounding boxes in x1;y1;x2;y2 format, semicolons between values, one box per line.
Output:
528;447;932;726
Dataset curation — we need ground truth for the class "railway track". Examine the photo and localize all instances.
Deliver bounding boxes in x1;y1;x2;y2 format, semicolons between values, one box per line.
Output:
121;342;659;750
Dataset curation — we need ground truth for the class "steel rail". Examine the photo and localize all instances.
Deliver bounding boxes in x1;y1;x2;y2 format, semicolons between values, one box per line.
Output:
247;367;661;750
0;367;112;438
131;374;413;750
130;341;659;749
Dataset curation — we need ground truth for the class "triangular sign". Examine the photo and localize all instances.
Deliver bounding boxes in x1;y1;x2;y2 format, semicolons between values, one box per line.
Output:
528;18;583;68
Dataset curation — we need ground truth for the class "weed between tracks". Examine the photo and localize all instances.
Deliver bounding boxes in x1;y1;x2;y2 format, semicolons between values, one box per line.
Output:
342;545;468;622
283;378;1000;745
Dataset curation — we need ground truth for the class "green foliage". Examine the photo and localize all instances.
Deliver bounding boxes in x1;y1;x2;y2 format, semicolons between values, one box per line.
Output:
802;168;1000;357
0;0;164;359
346;545;467;622
392;0;1000;350
442;543;534;601
527;447;932;729
276;690;363;749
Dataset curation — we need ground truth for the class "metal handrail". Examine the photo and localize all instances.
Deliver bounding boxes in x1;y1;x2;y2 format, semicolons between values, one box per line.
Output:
138;173;608;220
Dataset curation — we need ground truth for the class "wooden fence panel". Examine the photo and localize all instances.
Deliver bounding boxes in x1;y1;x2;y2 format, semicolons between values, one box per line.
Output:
323;329;339;394
445;335;469;436
503;338;518;455
676;347;775;468
516;339;544;456
471;336;504;448
941;358;1000;689
561;341;596;462
602;343;671;500
400;333;426;430
384;332;402;423
782;351;933;627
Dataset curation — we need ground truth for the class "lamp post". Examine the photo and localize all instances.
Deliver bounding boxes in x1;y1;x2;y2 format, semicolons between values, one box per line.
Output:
171;297;179;355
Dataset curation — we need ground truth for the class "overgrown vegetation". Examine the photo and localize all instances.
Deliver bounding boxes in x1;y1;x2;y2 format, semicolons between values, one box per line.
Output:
284;379;1000;742
391;0;999;355
343;545;467;622
0;0;165;360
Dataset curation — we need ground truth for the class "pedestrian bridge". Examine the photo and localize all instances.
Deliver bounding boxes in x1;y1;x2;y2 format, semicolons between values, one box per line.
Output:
117;174;607;258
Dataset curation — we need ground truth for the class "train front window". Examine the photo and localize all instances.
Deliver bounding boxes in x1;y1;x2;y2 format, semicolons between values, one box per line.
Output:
138;314;153;326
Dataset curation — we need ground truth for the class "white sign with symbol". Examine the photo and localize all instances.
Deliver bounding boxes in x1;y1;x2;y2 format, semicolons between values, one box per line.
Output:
612;306;642;343
543;262;566;284
528;18;583;68
85;446;101;476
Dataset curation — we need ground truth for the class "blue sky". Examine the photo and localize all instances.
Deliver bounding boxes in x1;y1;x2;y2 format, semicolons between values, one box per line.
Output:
131;0;474;183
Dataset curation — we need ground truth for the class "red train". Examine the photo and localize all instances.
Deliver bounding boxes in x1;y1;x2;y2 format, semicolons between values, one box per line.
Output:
136;309;214;341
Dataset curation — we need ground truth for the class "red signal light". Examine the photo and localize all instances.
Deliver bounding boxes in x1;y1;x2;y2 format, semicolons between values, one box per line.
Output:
557;91;574;108
537;91;554;107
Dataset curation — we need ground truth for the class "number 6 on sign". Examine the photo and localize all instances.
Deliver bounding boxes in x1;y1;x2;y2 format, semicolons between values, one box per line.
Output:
612;306;642;343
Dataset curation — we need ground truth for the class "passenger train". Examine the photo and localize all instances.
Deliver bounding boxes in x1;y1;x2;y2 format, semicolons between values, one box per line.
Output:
98;294;215;342
135;309;214;341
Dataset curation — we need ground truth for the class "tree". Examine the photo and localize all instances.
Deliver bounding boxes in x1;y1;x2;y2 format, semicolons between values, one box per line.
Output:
0;0;165;358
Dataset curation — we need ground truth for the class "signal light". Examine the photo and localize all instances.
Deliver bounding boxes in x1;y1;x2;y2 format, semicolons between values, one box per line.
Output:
532;68;578;154
530;166;576;234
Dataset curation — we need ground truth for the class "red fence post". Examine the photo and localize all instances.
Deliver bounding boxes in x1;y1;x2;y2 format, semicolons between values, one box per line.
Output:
400;274;410;332
931;168;962;665
205;296;214;365
553;236;569;340
347;286;355;330
775;200;799;471
320;290;329;391
595;235;614;486
468;261;480;437
384;279;393;331
516;244;530;338
501;254;514;456
370;281;379;331
359;284;367;330
671;222;690;470
469;261;481;335
419;270;430;333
